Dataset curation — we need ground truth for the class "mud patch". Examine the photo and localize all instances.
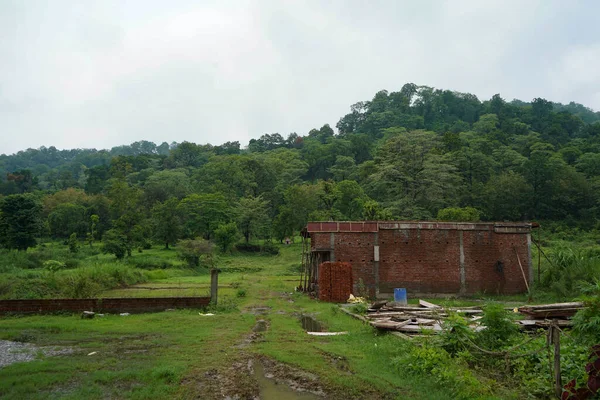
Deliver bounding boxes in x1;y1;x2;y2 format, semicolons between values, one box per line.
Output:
244;306;271;315
0;340;74;368
258;357;325;397
319;351;353;375
182;356;326;400
253;359;321;399
182;359;259;400
237;319;270;349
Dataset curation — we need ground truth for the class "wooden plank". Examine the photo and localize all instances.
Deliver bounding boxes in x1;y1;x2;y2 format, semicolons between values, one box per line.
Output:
520;302;583;310
307;331;348;336
419;300;441;309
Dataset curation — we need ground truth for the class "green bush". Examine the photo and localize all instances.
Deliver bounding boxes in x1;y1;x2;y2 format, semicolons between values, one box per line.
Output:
476;303;519;350
539;246;600;298
572;279;600;343
43;260;66;272
393;345;487;399
235;243;261;253
235;242;280;255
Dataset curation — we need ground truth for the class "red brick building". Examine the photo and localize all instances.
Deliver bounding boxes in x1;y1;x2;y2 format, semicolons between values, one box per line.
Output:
305;221;535;298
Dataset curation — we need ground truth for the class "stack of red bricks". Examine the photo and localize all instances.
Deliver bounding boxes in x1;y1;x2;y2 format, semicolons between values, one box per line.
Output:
318;261;353;302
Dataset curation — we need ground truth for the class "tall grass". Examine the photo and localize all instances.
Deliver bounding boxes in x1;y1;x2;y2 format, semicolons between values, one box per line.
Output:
0;262;151;299
538;246;600;298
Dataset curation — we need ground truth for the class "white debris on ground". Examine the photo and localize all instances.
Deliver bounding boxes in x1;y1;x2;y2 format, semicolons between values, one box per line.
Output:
0;340;73;369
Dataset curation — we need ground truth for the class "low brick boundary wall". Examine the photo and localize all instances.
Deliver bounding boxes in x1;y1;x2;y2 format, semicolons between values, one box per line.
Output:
0;296;211;315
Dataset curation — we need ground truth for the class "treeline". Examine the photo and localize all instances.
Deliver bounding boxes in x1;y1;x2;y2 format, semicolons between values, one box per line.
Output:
2;83;600;254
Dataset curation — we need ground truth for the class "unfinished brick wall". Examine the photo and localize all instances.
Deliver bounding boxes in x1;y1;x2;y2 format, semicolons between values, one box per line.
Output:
0;297;211;314
308;221;533;297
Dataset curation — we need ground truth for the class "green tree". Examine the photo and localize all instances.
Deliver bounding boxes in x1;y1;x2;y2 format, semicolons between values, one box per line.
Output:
102;229;128;260
68;232;80;253
437;207;481;222
366;129;461;218
177;238;214;268
483;172;532;221
328;156;357;181
151;198;182;249
47;203;88;238
213;222;239;252
0;194;41;251
178;193;230;240
236;196;270;243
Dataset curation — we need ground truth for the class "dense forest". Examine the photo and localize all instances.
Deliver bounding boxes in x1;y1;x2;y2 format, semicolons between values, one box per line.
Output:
2;83;600;253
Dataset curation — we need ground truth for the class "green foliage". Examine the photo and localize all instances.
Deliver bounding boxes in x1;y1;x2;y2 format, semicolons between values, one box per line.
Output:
68;233;79;253
476;303;519;350
0;194;41;251
213;222;239;253
392;344;488;399
235;196;270;243
151;198;182;249
178;193;230;240
437;207;481;222
176;238;214;268
572;279;600;343
235;242;280;255
47;203;88;238
539;246;600;298
102;229;129;260
439;313;475;355
43;260;66;272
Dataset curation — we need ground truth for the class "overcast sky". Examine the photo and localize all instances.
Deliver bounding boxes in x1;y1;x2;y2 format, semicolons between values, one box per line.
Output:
1;0;599;155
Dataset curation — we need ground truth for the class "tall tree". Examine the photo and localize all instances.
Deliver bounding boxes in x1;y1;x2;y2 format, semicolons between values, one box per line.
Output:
235;196;270;243
0;194;41;250
151;198;182;249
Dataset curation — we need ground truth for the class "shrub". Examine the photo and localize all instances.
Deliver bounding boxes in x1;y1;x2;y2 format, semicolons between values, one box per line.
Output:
261;242;280;255
476;303;519;350
539;246;600;298
235;243;261;253
43;260;66;272
68;233;79;253
393;344;487;399
102;229;129;260
572;279;600;343
437;207;481;222
213;222;239;253
235;242;280;255
177;238;214;268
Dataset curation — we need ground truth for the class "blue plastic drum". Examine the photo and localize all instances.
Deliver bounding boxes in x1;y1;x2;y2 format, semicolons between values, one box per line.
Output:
394;288;407;305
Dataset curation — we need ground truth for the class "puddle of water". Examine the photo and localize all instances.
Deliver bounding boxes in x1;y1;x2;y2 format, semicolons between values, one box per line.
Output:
253;319;268;332
253;361;320;400
300;315;324;332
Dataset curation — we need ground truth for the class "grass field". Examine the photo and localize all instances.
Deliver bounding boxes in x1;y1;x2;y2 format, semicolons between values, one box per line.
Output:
0;241;542;399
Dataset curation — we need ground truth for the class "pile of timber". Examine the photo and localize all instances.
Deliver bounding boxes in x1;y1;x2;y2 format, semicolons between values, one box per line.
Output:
366;300;484;334
516;302;583;329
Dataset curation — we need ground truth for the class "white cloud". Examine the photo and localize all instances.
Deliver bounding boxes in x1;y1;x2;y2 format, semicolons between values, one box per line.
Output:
0;0;599;154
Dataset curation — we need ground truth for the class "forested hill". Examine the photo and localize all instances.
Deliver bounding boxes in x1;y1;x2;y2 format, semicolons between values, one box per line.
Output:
2;83;600;250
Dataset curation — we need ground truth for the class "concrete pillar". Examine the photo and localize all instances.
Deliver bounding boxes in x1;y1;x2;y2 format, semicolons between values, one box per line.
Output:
373;232;379;297
210;268;220;305
527;233;533;283
459;230;466;294
329;232;335;262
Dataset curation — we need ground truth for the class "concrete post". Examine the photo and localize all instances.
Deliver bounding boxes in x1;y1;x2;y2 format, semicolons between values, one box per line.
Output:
459;230;466;294
210;269;220;305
